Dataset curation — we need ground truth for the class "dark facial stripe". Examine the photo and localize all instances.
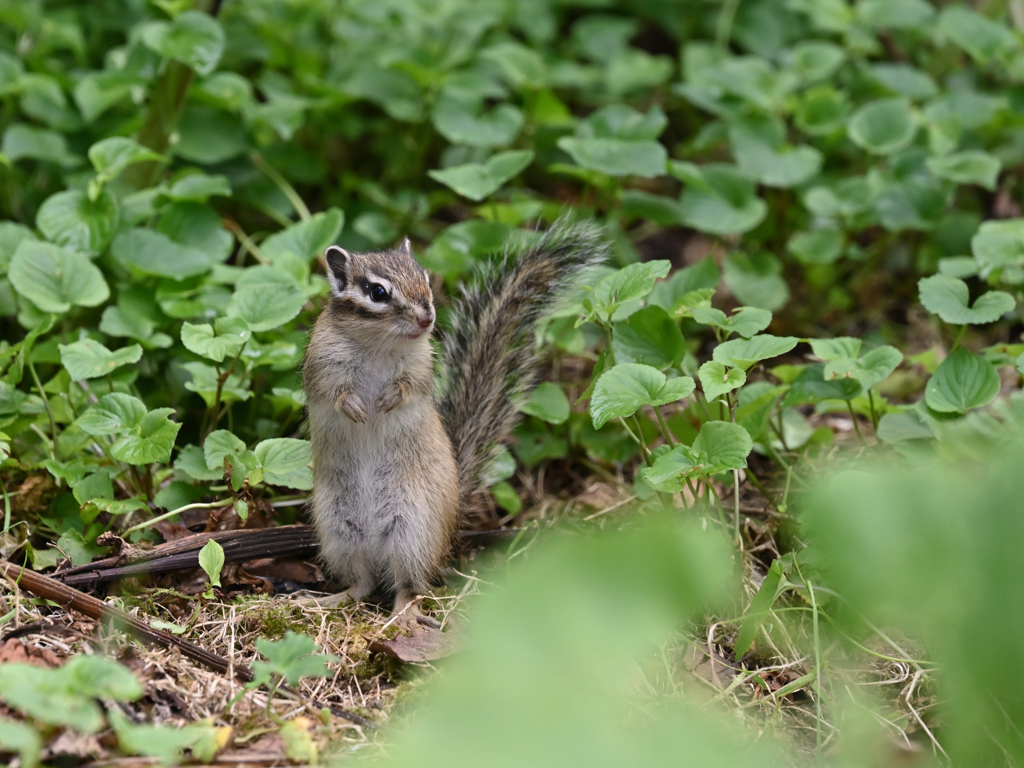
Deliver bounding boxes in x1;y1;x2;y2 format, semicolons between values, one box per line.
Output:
331;296;384;320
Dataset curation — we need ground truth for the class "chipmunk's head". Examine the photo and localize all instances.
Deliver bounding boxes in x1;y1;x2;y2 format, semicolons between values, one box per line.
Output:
323;238;435;345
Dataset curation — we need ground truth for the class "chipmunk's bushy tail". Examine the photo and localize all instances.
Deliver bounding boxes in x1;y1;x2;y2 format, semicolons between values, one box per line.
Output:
439;216;608;521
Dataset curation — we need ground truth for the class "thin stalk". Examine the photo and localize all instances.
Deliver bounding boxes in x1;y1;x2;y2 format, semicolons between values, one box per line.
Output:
27;360;59;462
653;405;676;447
631;415;653;466
847;401;866;446
950;323;968;351
1;480;10;535
805;574;825;762
223;219;269;265
251;152;311;221
867;390;879;432
121;500;230;537
617;417;648;463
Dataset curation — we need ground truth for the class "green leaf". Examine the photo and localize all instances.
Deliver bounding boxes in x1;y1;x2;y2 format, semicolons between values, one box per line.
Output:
712;335;799;371
88;136;164;182
589;363;695;429
111;228;212;280
809;337;863;361
204;429;249;471
8;241;109;313
76;393;147;437
692;306;772;339
432;97;524;148
673;163;767;235
1;123;76;165
556;137;666;178
824;346;904;389
722;253;789;312
519;382;571;425
611;306;686;369
925;348;1000;415
181;318;251;363
253;437;313;489
226;281;308;332
0;718;41;768
918;274;1014;325
641;420;753;491
869;63;938;100
260;208;344;265
729;117;823;188
59;338;142;380
587;260;671;323
787;229;843;265
698;361;746;402
199;539;224;587
111;408;181;465
108;710;214;766
693;421;753;472
166;172;231;201
926;151;1001;191
0;656;141;733
184;362;251;407
848;99;917;155
734;559;785;657
36;189;119;255
876;409;935;444
141;10;226;76
787;41;845;82
429;150;534;201
578;104;667;141
856;0;934;29
480;41;546;89
781;363;861;406
938;5;1017;64
253;631;337;687
795;86;849;135
971;219;1024;272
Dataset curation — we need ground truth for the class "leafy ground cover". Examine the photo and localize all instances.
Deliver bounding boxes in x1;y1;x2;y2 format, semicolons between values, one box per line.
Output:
2;0;1024;765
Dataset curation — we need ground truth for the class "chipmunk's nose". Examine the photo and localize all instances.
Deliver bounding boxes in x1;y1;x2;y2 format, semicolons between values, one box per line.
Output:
417;313;433;329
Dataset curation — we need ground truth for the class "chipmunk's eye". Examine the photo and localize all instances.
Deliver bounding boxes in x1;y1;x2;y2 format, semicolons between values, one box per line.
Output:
369;283;390;303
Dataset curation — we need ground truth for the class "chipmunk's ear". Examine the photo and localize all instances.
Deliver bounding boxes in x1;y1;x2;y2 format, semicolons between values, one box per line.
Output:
398;236;412;255
325;245;351;295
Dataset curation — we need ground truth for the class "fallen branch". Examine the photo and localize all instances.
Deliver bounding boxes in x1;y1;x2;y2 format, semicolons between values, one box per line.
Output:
0;559;375;729
53;525;318;588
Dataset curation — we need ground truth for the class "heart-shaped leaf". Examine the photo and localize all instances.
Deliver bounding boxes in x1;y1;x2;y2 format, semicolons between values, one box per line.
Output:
557;137;666;178
141;10;225;76
204;429;250;471
586;260;671;324
519;382;571;425
611;306;685;369
692;420;753;472
88;137;164;183
181;318;251;363
692;306;772;339
36;189;119;255
226;281;307;332
788;228;843;265
672;162;768;235
713;334;799;371
165;172;231;201
254;437;313;489
432;97;524;147
926;151;1001;191
848;99;917;155
919;274;1014;325
698;361;746;402
971;219;1024;272
260;208;344;265
110;408;181;465
8;240;109;313
809;337;863;361
76;393;147;437
429;150;534;201
925;348;999;414
781;363;862;406
589;363;695;429
59;338;142;380
824;346;903;389
111;228;212;280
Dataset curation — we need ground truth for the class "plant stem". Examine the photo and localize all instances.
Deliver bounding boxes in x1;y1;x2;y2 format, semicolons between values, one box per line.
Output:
653;405;676;447
121;500;231;537
950;323;967;351
251;152;311;221
27;360;60;462
867;390;879;432
847;401;866;446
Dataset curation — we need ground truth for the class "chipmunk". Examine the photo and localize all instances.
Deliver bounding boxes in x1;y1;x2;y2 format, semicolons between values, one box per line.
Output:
302;218;606;624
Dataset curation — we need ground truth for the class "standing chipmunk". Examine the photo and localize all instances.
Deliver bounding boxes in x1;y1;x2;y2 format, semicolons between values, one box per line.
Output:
302;218;606;623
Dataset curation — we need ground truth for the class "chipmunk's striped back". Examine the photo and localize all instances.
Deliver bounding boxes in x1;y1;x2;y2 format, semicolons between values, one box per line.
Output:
439;217;608;520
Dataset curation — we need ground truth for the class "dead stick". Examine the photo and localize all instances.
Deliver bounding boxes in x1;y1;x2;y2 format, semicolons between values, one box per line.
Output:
0;560;375;729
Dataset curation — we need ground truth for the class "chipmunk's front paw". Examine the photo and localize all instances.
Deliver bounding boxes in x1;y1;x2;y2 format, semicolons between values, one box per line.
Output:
336;391;368;423
376;380;407;413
